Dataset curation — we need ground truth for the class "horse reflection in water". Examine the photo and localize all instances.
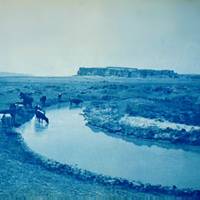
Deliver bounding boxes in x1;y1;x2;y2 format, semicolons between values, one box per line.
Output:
34;119;49;133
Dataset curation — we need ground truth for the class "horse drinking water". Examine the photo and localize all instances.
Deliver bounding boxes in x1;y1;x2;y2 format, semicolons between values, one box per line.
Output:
35;108;49;124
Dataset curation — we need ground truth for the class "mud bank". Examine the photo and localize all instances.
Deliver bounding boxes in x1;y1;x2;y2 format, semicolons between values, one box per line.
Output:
83;106;200;145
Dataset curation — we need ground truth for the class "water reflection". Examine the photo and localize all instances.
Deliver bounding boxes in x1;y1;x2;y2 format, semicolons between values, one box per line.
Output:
18;107;200;189
34;119;49;133
102;130;200;154
87;121;200;154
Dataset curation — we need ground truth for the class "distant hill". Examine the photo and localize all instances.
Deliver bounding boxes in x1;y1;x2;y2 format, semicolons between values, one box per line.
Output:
0;72;31;77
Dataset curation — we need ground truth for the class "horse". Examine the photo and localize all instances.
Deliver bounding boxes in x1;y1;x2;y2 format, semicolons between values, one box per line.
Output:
19;92;33;108
14;103;25;115
14;103;25;110
40;96;47;106
69;98;83;106
35;109;49;124
1;113;14;128
35;105;42;111
58;93;62;102
9;103;17;124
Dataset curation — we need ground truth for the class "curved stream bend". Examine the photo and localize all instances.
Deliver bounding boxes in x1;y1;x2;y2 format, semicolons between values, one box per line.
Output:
17;107;200;189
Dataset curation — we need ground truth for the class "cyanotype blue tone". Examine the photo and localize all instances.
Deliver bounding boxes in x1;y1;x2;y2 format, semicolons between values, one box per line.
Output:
18;107;200;189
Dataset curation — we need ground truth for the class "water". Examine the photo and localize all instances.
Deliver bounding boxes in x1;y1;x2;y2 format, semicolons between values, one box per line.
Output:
18;107;200;189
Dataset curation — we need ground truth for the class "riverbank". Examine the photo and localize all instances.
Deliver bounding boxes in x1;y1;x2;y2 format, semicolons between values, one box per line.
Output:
83;105;200;145
0;75;200;199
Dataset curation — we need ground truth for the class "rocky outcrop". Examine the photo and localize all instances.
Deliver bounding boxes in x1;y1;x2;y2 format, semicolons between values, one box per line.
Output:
77;67;178;78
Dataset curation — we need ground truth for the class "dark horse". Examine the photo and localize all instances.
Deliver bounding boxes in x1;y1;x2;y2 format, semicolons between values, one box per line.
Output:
19;92;33;108
35;109;49;124
58;93;62;102
40;96;47;106
9;103;17;124
69;98;83;106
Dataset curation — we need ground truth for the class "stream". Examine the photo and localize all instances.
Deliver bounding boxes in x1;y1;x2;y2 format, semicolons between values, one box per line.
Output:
17;107;200;189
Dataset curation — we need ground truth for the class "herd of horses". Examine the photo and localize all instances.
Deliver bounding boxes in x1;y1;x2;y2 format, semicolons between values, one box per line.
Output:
0;92;83;128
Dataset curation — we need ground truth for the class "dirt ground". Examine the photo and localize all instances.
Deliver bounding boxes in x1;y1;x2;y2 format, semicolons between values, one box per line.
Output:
0;75;199;199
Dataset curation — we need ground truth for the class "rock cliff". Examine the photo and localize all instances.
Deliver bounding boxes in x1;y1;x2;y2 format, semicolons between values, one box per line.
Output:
77;67;178;78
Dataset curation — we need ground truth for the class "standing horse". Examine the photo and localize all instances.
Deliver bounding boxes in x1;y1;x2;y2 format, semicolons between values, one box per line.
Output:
58;93;62;102
1;113;14;128
14;103;25;115
35;109;49;124
40;96;47;107
9;103;17;125
69;98;83;106
19;92;33;108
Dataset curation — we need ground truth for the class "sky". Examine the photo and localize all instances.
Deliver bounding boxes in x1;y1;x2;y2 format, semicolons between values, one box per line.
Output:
0;0;200;76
